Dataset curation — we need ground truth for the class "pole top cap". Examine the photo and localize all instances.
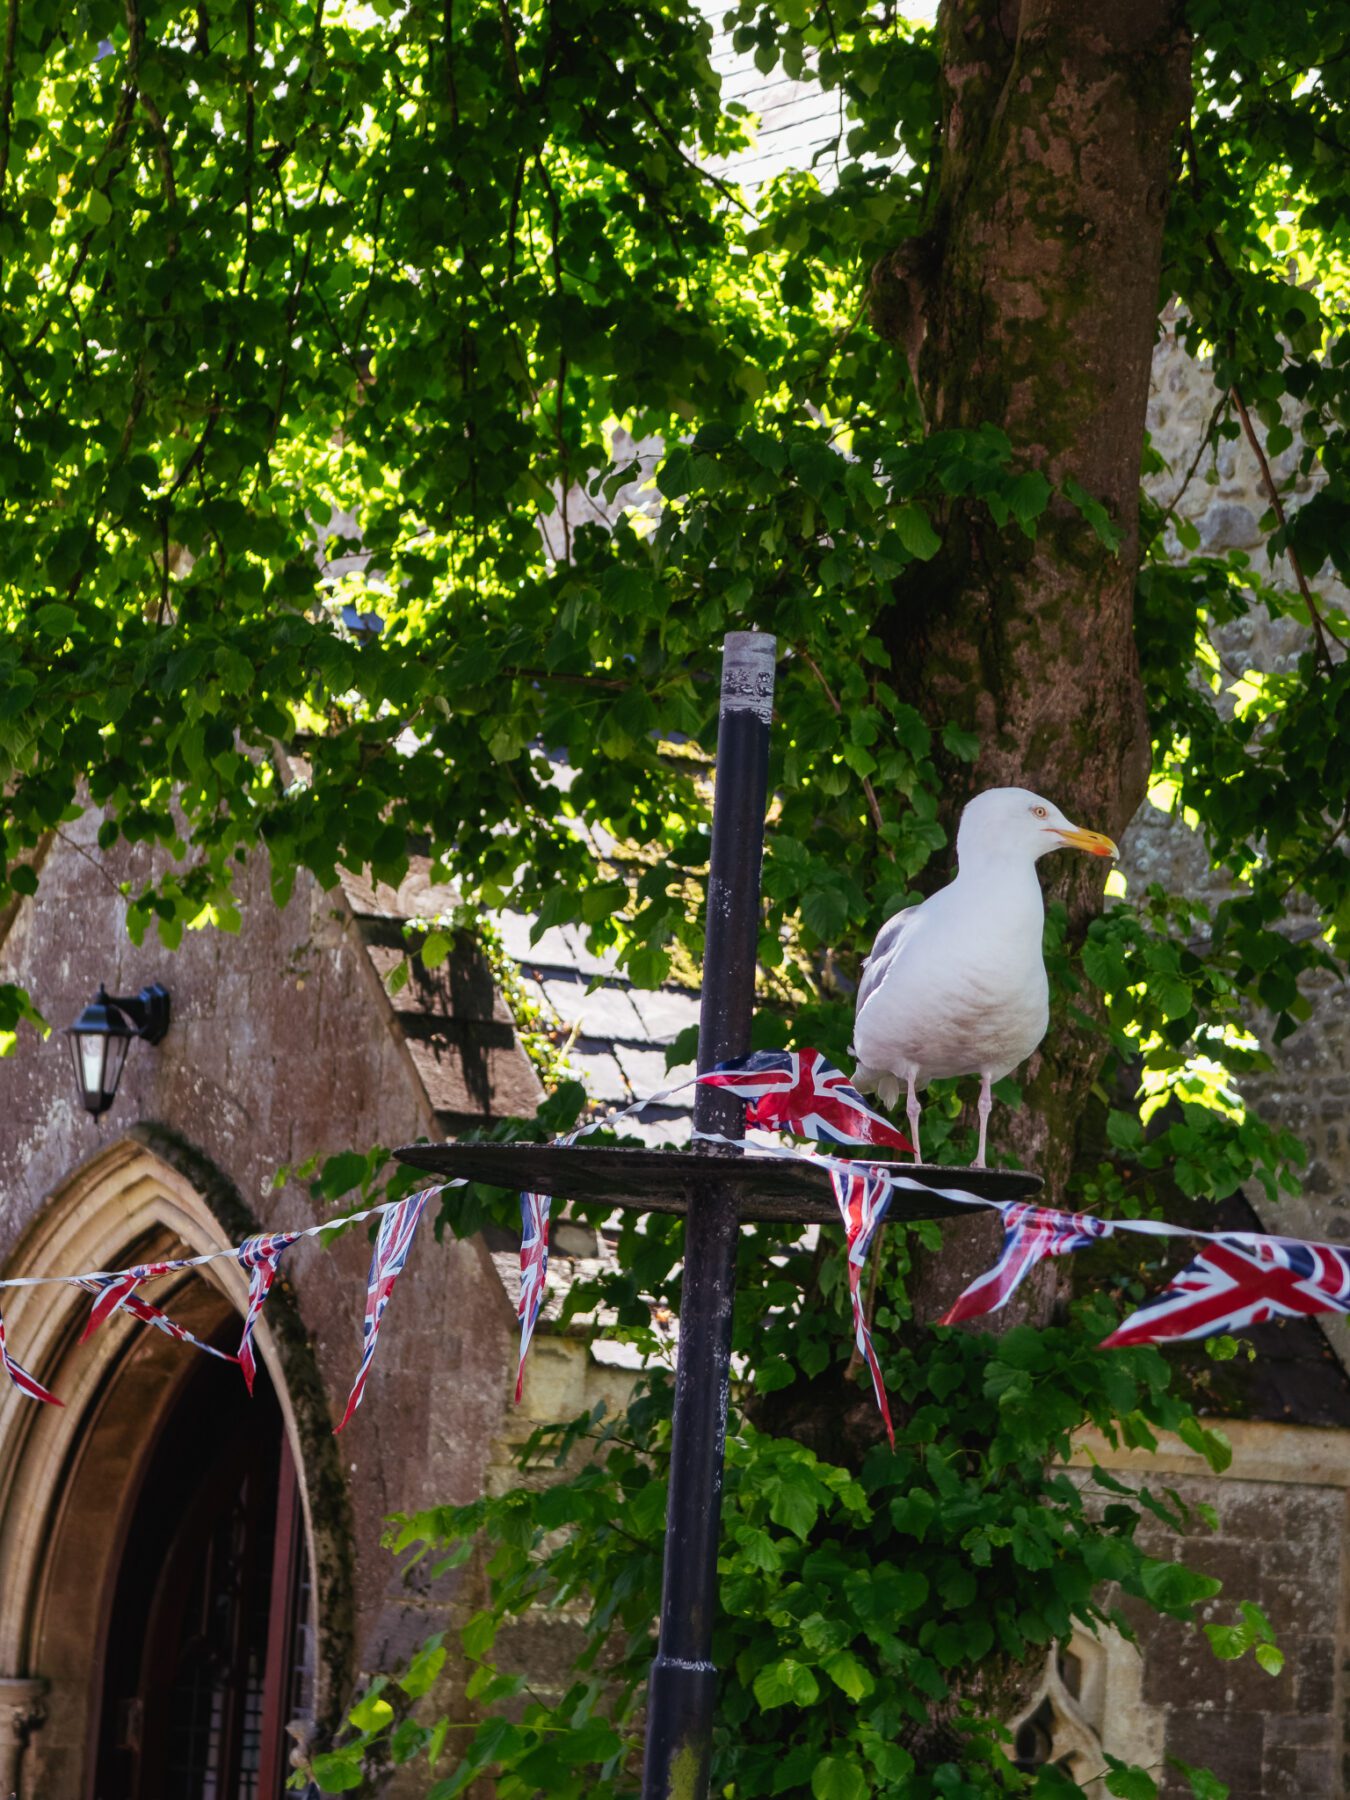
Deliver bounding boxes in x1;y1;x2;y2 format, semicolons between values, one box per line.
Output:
720;632;776;720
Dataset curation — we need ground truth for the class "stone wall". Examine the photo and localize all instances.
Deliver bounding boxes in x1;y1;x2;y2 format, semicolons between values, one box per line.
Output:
1129;323;1350;1262
1062;1425;1350;1800
1084;327;1350;1796
0;812;531;1795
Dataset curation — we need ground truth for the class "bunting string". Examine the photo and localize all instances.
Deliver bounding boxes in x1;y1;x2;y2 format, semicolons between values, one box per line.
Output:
938;1205;1116;1327
0;1076;697;1417
77;1275;238;1365
0;1048;1344;1440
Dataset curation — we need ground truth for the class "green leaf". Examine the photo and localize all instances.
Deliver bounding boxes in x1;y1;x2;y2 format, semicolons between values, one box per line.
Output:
1062;475;1123;551
1140;1557;1222;1613
1168;1757;1230;1800
767;1471;821;1539
627;943;672;988
461;1610;497;1661
318;1151;372;1198
35;603;78;637
811;1755;869;1800
1104;1761;1157;1800
822;1649;875;1701
941;722;980;762
309;1749;366;1793
399;1637;447;1698
1175;1415;1232;1473
754;1658;820;1710
894;504;941;560
422;930;452;970
348;1692;394;1732
1007;469;1052;530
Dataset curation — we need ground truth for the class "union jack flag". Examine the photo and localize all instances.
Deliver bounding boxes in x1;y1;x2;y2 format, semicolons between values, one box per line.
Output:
335;1188;433;1432
78;1261;179;1342
699;1050;913;1151
515;1192;551;1403
237;1233;303;1395
829;1162;896;1446
1102;1235;1350;1348
0;1303;62;1406
76;1274;237;1363
940;1204;1115;1325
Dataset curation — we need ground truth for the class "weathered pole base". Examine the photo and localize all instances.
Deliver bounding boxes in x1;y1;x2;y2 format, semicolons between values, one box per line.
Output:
642;1658;718;1800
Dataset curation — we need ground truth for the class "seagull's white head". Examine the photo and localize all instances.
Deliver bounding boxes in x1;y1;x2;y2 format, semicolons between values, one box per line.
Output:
955;787;1119;868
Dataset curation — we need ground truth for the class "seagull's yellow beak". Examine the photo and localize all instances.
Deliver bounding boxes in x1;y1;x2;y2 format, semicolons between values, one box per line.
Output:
1047;825;1119;860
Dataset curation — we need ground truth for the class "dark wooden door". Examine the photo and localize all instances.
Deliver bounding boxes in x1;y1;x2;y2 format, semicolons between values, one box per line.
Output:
92;1347;312;1800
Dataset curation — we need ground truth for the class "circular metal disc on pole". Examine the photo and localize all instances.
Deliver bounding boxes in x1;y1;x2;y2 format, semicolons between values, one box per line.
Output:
394;1142;1041;1223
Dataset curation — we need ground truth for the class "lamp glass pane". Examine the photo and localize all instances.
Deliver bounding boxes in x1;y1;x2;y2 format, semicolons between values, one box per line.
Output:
78;1031;109;1104
103;1034;131;1103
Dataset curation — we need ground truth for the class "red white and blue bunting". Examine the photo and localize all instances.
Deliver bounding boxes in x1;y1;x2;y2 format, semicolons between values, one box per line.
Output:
0;1048;1343;1438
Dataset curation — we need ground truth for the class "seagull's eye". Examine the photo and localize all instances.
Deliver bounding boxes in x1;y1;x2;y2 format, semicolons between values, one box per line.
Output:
1031;805;1048;819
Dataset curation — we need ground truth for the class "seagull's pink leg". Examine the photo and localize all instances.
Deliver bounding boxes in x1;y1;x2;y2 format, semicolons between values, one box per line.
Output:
906;1074;922;1164
974;1072;993;1169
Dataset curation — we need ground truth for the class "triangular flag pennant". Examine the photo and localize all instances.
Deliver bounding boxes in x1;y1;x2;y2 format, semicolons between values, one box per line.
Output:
0;1303;62;1406
79;1262;184;1342
699;1049;913;1150
76;1276;237;1364
237;1233;303;1395
515;1191;551;1403
1102;1235;1350;1348
828;1162;895;1447
335;1189;433;1433
940;1204;1114;1325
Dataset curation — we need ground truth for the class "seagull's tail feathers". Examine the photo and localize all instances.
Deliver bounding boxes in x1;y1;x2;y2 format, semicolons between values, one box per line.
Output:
850;1062;902;1111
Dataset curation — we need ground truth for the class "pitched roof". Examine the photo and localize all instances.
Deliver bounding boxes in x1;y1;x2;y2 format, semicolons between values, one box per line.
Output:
337;862;698;1145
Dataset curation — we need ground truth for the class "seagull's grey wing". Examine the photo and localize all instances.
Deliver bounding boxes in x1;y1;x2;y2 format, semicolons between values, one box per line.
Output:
856;905;920;1018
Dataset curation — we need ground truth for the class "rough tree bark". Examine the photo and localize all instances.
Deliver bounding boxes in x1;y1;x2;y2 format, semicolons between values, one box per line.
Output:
873;0;1192;1228
753;2;1193;1475
764;4;1198;1749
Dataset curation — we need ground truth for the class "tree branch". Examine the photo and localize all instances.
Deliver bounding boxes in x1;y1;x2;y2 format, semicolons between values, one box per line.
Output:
591;39;756;218
798;648;891;850
1228;383;1341;675
1145;387;1228;551
1183;118;1342;675
0;0;17;196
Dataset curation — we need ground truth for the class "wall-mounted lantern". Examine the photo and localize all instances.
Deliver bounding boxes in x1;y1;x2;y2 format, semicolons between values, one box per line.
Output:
65;984;170;1118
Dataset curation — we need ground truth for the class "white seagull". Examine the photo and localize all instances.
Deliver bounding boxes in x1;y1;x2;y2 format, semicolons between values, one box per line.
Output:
851;787;1118;1167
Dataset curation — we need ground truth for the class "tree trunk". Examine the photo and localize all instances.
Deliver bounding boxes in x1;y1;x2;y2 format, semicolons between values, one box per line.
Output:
872;0;1192;1231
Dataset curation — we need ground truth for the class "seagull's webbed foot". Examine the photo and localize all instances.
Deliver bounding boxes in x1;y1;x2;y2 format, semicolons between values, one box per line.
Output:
905;1075;923;1165
974;1072;993;1169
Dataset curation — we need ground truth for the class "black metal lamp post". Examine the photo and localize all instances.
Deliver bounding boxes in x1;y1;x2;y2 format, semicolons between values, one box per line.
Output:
397;632;1039;1800
65;983;171;1117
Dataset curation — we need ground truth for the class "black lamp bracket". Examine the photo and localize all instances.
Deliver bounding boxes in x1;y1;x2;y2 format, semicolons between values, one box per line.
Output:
106;983;171;1044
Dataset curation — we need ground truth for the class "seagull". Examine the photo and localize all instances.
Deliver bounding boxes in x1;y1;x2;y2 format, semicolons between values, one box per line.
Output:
851;787;1118;1167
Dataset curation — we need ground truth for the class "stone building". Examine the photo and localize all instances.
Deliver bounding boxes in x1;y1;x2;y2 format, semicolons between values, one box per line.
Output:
3;331;1346;1800
0;818;697;1798
1047;322;1350;1800
3;35;1350;1800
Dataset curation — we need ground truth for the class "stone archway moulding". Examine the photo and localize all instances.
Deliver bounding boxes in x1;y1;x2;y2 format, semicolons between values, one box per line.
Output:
0;1136;321;1798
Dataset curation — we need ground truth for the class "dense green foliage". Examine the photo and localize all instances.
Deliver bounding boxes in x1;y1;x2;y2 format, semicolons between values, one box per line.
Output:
304;1293;1247;1800
4;0;1350;1792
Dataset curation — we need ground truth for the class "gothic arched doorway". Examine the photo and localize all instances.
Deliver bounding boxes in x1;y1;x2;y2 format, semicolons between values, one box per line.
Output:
92;1344;313;1800
0;1139;340;1800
